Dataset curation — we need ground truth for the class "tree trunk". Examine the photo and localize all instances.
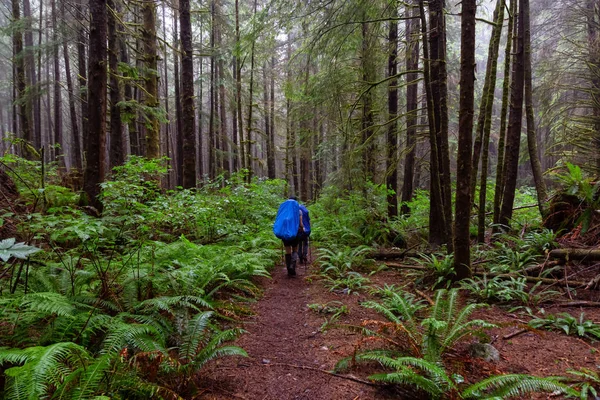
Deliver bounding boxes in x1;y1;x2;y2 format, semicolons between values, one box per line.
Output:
589;0;600;172
62;1;82;171
401;0;420;215
83;0;108;211
477;0;504;242
245;0;258;182
499;0;525;229
208;0;216;179
174;7;183;185
12;0;32;156
142;0;159;158
235;0;244;172
268;57;276;179
420;0;448;248
76;0;88;152
22;0;39;149
52;0;63;164
217;22;229;176
453;0;477;280
524;0;547;216
493;0;516;229
108;0;123;169
387;9;399;219
429;0;452;249
361;17;375;182
180;0;196;188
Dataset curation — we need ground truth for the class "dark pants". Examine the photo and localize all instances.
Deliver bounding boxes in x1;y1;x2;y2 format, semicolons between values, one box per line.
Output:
298;233;309;261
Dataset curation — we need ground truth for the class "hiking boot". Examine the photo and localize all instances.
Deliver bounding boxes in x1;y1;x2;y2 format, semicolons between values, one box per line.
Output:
285;254;296;276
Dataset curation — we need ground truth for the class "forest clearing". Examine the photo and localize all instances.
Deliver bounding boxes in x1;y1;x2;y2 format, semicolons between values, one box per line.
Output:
3;0;600;398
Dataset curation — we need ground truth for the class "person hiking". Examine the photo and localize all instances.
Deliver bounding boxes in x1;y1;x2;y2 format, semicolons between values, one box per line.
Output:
273;196;304;276
298;202;311;264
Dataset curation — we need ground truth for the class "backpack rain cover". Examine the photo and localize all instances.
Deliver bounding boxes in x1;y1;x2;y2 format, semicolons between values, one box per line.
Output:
273;200;300;241
299;204;311;235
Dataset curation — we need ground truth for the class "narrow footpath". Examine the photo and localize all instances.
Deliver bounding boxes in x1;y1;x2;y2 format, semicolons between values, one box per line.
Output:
199;260;399;400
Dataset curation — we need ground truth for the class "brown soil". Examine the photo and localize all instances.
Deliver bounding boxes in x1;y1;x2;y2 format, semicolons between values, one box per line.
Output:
199;257;600;400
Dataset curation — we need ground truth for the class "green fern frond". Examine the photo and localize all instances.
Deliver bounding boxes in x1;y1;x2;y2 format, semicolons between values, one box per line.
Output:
463;374;578;398
102;322;166;355
362;301;402;324
69;354;113;400
369;369;444;397
20;292;75;317
180;311;214;361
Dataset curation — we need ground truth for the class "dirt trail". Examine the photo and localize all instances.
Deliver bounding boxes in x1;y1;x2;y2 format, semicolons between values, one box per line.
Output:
199;261;397;400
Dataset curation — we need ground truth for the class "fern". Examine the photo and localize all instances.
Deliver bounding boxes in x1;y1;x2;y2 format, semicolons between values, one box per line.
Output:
462;374;578;398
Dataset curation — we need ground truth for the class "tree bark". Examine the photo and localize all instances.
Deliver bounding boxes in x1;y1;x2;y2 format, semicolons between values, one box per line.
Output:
22;0;39;149
401;1;420;215
453;0;477;280
493;0;516;230
245;0;258;182
269;56;276;179
499;0;525;229
523;0;547;216
83;0;108;211
62;1;82;171
142;0;160;159
12;0;32;156
174;6;183;185
108;0;123;169
180;0;196;188
387;8;399;219
52;0;63;164
475;0;504;242
420;0;448;248
235;0;244;172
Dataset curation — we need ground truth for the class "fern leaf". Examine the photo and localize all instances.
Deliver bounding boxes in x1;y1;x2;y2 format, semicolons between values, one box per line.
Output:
20;292;75;317
462;374;578;399
69;354;112;400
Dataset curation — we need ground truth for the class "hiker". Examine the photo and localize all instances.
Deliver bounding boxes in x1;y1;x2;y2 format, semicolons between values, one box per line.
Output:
273;196;304;276
298;202;311;264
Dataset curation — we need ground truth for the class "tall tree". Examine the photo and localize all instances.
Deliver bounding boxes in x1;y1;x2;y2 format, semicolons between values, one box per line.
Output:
83;0;108;211
453;0;476;280
493;0;516;229
12;0;32;155
52;0;62;164
22;0;39;149
180;0;196;188
499;0;525;228
523;0;547;216
62;1;82;171
477;0;504;242
108;0;123;169
386;5;399;219
246;0;258;182
76;0;88;149
142;0;159;158
401;0;420;215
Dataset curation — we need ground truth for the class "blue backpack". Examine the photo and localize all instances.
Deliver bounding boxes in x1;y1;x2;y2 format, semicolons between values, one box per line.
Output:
273;200;300;241
299;204;311;236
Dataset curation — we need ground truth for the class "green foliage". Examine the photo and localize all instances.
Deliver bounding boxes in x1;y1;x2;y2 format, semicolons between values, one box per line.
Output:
529;311;600;340
413;253;456;289
567;367;600;399
337;288;495;369
310;184;394;248
0;238;41;262
460;276;560;306
0;169;286;398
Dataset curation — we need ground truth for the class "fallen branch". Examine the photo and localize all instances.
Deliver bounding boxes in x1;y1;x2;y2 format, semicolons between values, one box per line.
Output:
473;272;588;288
549;249;600;262
555;301;600;307
267;362;377;386
503;328;530;340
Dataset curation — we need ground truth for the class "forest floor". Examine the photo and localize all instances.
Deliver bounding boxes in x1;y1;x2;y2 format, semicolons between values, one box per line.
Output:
198;253;600;400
